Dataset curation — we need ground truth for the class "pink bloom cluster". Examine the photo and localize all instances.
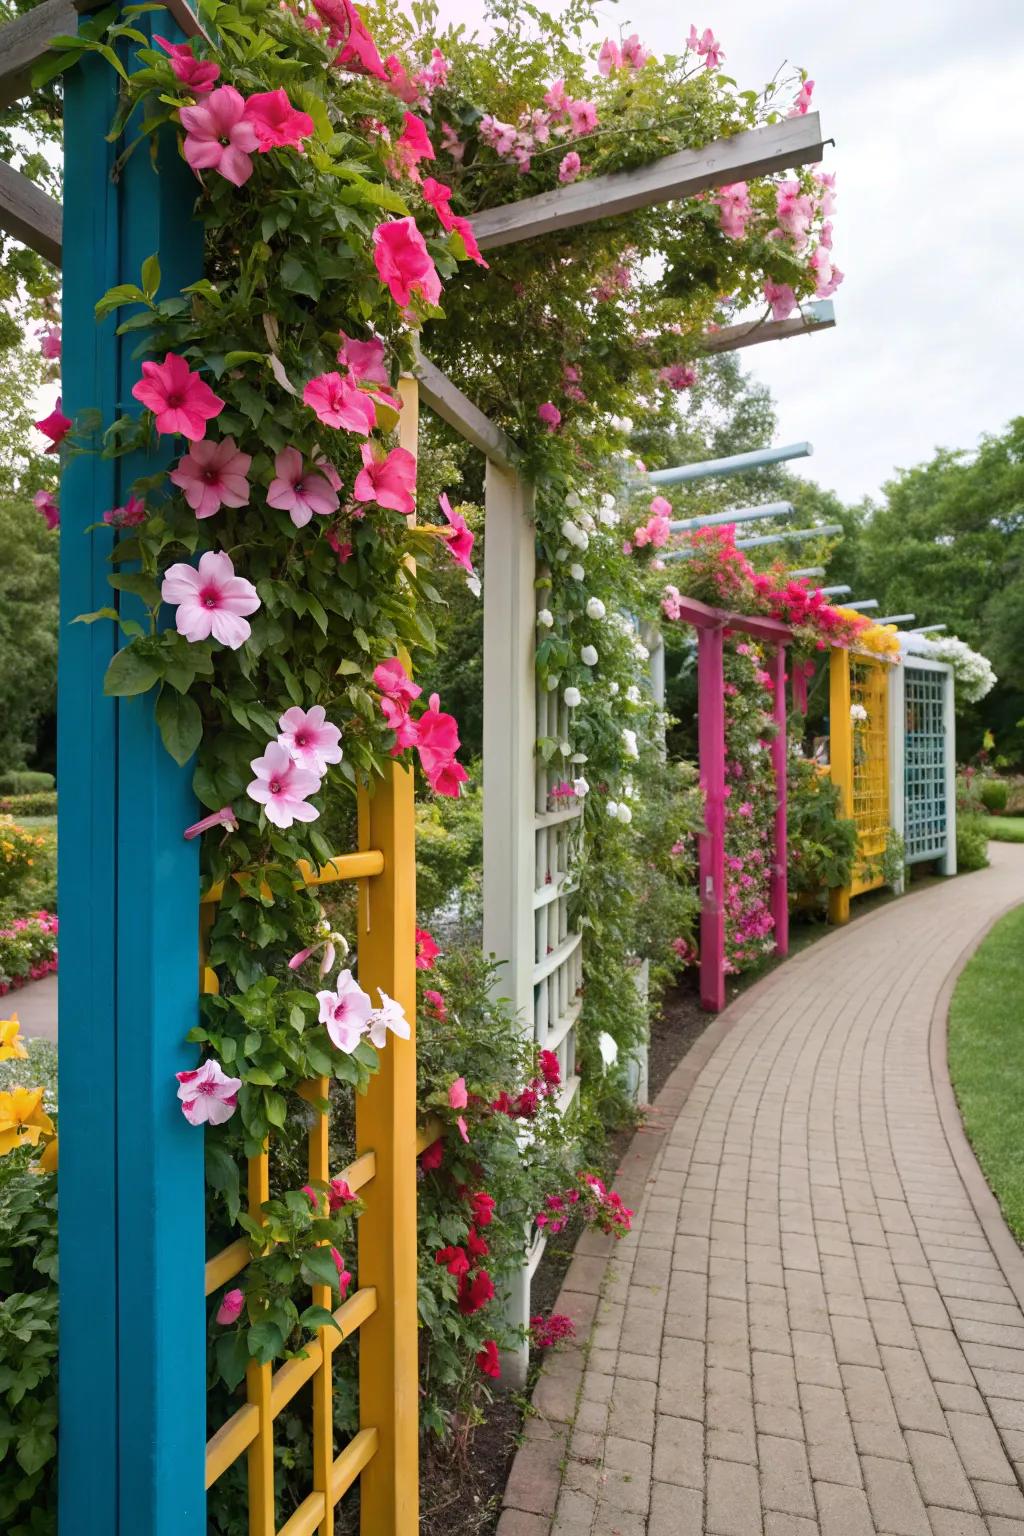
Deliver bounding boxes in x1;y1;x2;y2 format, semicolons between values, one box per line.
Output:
686;24;724;69
373;658;468;797
530;1312;576;1348
631;494;673;551
246;704;342;828
179;82;314;188
477;78;598;178
713;181;752;240
598;33;650;74
538;1170;633;1238
0;911;58;997
315;970;410;1054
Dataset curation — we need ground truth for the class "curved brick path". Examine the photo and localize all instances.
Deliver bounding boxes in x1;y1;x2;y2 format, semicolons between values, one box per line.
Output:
503;844;1024;1536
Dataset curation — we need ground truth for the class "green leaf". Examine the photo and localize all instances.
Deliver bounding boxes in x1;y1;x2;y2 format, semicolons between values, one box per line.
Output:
73;607;120;626
280;256;321;300
264;1089;287;1128
223;350;266;367
246;1320;285;1363
141;252;161;301
215;1330;250;1390
298;1304;342;1333
155;687;203;766
103;644;162;697
109;571;161;606
95;283;148;320
301;1248;344;1289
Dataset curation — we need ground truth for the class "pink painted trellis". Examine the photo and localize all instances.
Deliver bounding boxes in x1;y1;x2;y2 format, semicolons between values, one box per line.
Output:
671;595;793;1011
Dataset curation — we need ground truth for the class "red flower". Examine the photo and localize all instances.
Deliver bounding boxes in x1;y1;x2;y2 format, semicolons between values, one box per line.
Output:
35;398;72;453
466;1225;489;1262
435;1245;469;1277
420;1139;443;1171
457;1268;495;1315
476;1339;500;1378
538;1049;561;1087
470;1191;495;1227
415;928;439;970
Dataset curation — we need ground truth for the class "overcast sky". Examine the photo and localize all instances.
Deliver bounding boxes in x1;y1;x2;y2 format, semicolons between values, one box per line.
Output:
436;0;1024;504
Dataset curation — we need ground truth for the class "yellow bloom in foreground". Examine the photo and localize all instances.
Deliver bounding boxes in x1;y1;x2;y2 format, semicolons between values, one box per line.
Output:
0;1014;28;1061
0;1086;55;1156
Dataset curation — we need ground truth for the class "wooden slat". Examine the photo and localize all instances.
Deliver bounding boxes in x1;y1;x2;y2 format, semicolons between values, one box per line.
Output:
702;300;836;354
415;1115;444;1156
413;348;519;470
470;113;827;250
0;0;77;110
330;1427;379;1503
205;1402;260;1488
200;848;384;905
277;1491;329;1536
0;160;61;266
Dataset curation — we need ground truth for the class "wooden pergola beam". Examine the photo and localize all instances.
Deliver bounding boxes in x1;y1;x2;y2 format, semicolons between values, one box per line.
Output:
412;348;520;470
0;0;77;110
701;300;835;355
471;112;827;251
0;159;62;266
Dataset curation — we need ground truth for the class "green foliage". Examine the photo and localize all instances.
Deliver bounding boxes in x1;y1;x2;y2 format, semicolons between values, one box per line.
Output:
416;771;483;922
981;815;1024;844
957;815;990;872
979;778;1009;814
787;752;858;896
0;775;54;796
0;795;56;820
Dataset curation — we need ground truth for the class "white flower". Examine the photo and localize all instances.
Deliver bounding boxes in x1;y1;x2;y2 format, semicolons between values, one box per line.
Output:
598;1031;619;1069
599;507;619;527
607;799;620;818
564;686;582;707
608;681;619;696
634;642;650;661
570;563;585;581
571;752;588;764
622;728;639;759
850;703;868;722
625;684;641;705
559;740;571;755
555;546;569;562
537;608;554;627
579;510;595;533
616;803;633;824
586;597;606;621
546;675;559;691
564;491;581;509
581;645;598;666
573;776;590;797
467;573;482;598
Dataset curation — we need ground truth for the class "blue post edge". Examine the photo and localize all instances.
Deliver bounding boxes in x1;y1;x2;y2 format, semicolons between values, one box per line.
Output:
59;17;206;1535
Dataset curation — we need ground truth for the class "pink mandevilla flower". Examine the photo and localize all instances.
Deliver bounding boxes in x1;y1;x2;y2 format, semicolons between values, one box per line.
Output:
103;495;147;528
155;34;219;93
162;550;260;650
374;657;422;704
176;1057;242;1126
316;970;373;1052
303;372;376;435
438;493;475;575
35;399;71;452
372;217;443;309
448;1077;468;1110
132;353;224;440
598;38;622;74
33;489;59;529
277;705;343;775
247;740;321;828
268;447;341;527
537;402;561;431
170;435;251;518
180;85;259;186
416;693;468;797
353;442;417;513
215;1287;244;1325
397;111;435;164
38;325;61;360
337;332;390;386
367;988;411;1049
245;88;314;151
764;280;798;322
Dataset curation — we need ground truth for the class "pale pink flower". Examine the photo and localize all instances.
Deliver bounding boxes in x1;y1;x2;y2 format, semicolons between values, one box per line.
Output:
247;740;321;828
713;181;751;240
440;121;464;161
317;970;373;1051
789;79;814;117
33;489;59;529
277;705;343;775
179;85;259;186
650;495;673;517
132;353;224;440
176;1057;242;1126
184;805;237;840
568;99;598;135
38;325;61;360
161;550;260;649
558;151;581;184
155;34;219;93
543;79;569;112
215;1287;244;1324
170;435;251;518
621;33;650;68
353;442;417;513
337;332;389;386
764;280;798;322
244;88;314;151
366;988;411;1048
449;1076;468;1109
659;363;696;390
775;181;814;245
687;25;723;68
814;171;837;218
598;38;622;74
372;217;443;309
267;446;340;527
811;249;843;298
303;372;376;435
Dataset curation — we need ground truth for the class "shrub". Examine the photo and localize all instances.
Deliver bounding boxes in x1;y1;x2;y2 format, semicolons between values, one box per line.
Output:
787;754;858;896
0;772;54;795
0;823;50;904
0;912;58;997
957;814;990;872
0;794;57;819
980;778;1009;814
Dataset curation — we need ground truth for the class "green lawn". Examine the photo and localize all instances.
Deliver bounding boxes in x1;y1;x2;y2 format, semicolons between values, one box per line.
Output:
948;903;1024;1243
982;816;1024;843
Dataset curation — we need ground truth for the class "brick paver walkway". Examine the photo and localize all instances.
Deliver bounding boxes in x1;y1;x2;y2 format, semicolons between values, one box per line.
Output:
539;845;1024;1535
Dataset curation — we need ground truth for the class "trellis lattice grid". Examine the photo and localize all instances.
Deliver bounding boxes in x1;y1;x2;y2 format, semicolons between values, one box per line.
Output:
903;665;949;864
849;657;890;896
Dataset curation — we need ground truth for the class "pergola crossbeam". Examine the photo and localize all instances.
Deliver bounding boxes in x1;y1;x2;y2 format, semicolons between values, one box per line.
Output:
669;500;793;534
0;0;77;110
0;159;62;266
645;440;812;488
412;349;519;471
471;113;827;251
701;300;835;355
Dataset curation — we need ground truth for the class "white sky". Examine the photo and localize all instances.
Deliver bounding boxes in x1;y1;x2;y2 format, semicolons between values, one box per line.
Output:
434;0;1024;503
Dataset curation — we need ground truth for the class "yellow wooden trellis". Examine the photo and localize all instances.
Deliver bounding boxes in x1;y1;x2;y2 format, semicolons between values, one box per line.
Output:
200;379;439;1536
828;648;891;924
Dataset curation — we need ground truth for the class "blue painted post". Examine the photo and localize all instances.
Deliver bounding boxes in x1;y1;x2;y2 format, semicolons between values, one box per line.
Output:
59;19;206;1536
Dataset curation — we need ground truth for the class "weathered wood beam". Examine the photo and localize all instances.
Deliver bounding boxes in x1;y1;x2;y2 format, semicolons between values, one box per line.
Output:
413;348;520;470
701;299;835;355
471;112;827;251
0;0;77;110
0;159;62;266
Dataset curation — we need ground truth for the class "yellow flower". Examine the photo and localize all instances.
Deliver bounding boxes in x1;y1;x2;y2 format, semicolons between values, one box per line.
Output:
0;1087;55;1156
0;1015;28;1061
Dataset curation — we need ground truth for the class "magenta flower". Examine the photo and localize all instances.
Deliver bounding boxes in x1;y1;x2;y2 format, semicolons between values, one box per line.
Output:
373;657;421;704
568;99;598;135
449;1077;468;1110
337;332;389;386
155;34;219;93
537;402;561;432
558;152;581;184
247;740;321;828
381;695;419;751
33;489;59;529
103;495;147;528
277;705;342;775
162;550;260;650
35;398;71;453
303;371;376;435
372;218;443;309
316;0;388;79
438;493;475;576
184;805;237;841
397;111;435;164
170;435;251;518
416;693;468;798
267;447;340;527
132;353;224;440
180;85;259;186
316;970;372;1052
38;325;61;360
659;363;696;391
330;1248;352;1298
215;1288;244;1325
353;442;417;514
366;988;411;1049
245;87;314;151
176;1058;242;1126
